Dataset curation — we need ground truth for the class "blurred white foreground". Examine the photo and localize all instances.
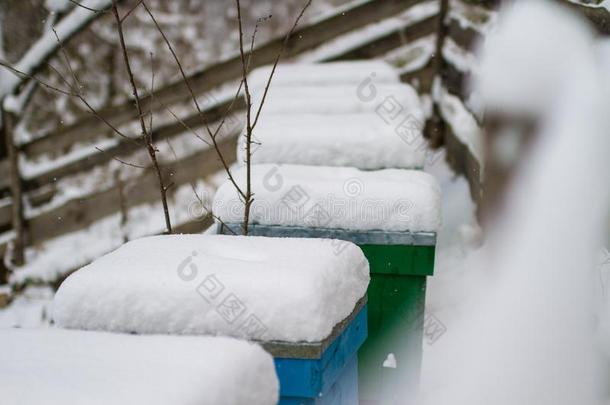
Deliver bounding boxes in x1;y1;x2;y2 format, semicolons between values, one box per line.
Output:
421;1;610;404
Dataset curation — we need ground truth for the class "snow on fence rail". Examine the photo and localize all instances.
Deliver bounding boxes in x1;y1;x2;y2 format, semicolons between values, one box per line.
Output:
435;0;488;205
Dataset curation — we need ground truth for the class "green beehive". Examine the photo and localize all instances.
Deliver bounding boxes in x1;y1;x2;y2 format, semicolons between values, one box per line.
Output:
218;224;435;403
358;243;435;404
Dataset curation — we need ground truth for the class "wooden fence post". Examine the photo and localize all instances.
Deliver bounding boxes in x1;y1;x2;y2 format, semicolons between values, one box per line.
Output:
425;0;449;148
2;106;26;268
0;110;7;285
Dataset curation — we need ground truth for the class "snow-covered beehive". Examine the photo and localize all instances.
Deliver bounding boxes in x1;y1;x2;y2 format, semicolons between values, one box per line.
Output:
213;164;442;234
53;234;369;343
244;61;427;170
240;113;427;169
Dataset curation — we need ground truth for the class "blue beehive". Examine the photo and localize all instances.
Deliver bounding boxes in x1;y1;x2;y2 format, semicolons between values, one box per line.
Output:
261;297;367;404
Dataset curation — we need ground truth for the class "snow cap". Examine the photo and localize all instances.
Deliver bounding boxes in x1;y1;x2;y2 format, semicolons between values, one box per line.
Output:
1;328;278;405
53;234;369;343
214;164;442;233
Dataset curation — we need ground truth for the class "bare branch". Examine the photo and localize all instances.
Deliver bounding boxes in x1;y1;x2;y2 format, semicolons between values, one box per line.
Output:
161;102;210;147
2;41;140;148
95;146;146;169
51;28;82;94
141;1;214;138
0;60;76;97
165;138;235;234
252;0;312;130
0;0;113;99
191;183;237;235
112;0;172;234
235;0;254;235
244;14;271;75
148;52;155;134
120;0;145;23
234;0;312;235
44;60;140;145
211;78;244;138
141;0;245;200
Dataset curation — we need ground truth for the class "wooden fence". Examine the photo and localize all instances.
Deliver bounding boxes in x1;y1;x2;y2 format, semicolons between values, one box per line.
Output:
1;0;607;286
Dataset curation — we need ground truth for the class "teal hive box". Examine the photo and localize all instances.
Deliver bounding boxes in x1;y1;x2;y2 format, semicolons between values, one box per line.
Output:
260;297;367;405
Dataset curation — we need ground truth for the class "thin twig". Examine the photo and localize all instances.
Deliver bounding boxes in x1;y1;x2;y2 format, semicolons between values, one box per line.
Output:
212;79;244;138
141;1;213;138
235;0;254;235
160;102;210;146
52;28;82;94
50;28;140;145
95;146;146;169
165;138;236;234
148;52;155;134
140;0;246;200
2;58;138;146
112;0;172;234
251;0;312;130
0;60;76;97
44;57;140;145
120;0;145;23
235;0;312;235
245;15;270;75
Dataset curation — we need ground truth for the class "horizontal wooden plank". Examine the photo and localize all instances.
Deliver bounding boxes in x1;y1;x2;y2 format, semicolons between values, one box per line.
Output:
443;61;472;103
450;1;610;48
0;159;10;193
38;213;215;291
457;0;500;10
0;234;11;257
446;16;481;52
442;58;483;127
444;123;482;206
26;134;236;245
0;199;11;233
22;97;244;191
172;214;214;235
326;15;438;61
401;57;436;93
22;0;424;161
561;0;610;35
